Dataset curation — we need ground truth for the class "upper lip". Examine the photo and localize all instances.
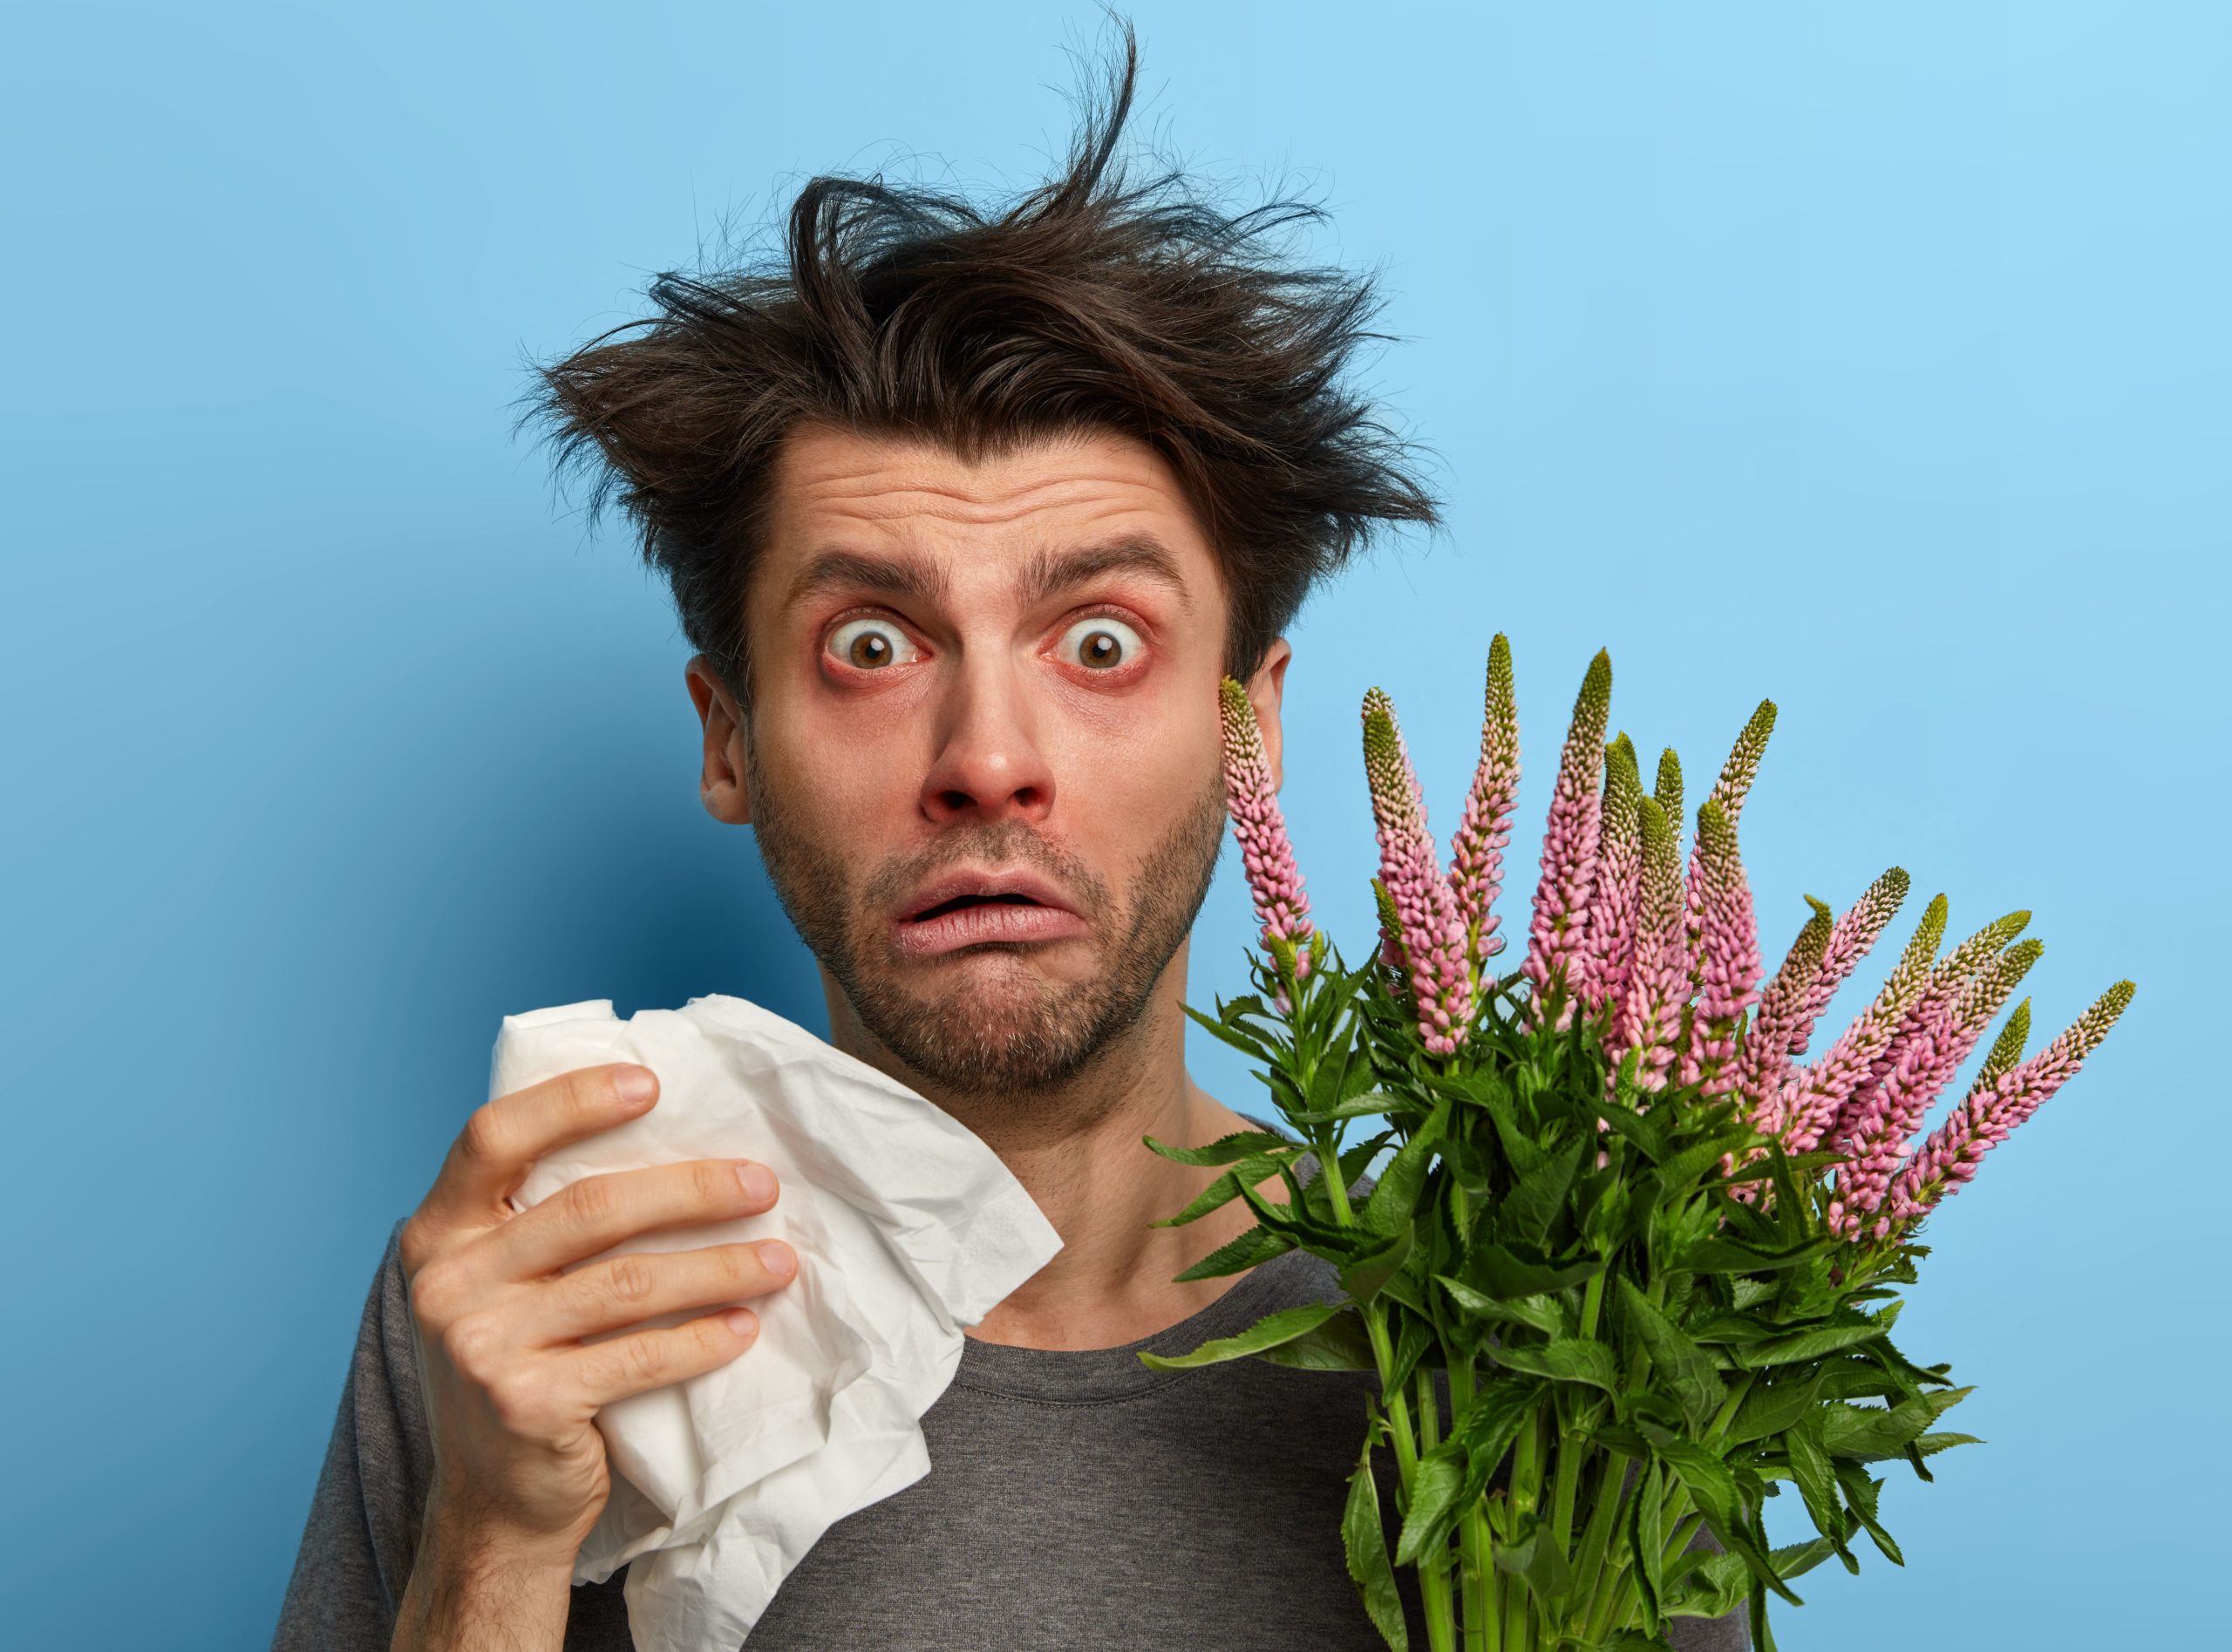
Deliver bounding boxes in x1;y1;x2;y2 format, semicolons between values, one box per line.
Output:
898;867;1080;923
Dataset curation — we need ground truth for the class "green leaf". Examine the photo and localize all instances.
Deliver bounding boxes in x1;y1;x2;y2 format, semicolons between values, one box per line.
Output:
1343;1441;1410;1650
1732;1321;1889;1370
1340;1224;1415;1305
1493;1338;1620;1395
1669;1235;1835;1275
1786;1411;1857;1572
1465;1241;1604;1299
1182;1001;1276;1063
1149;1152;1288;1228
1595;1097;1669;1163
1254;1309;1378;1372
1630;1457;1666;1621
1725;1370;1831;1445
1142;1130;1297;1167
1820;1388;1972;1459
1395;1378;1539;1565
1361;1097;1451;1235
1288;1091;1403;1125
1502;1139;1586;1247
1137;1302;1340;1370
1616;1278;1727;1432
1388;1309;1436;1394
1172;1225;1294;1282
1434;1275;1570;1337
1392;1444;1467;1566
1833;1463;1904;1566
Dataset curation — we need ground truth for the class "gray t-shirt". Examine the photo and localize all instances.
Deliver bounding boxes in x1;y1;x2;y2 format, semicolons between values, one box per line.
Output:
270;1197;1746;1650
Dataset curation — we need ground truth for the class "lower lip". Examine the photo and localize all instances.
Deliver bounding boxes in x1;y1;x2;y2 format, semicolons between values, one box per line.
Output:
893;902;1091;957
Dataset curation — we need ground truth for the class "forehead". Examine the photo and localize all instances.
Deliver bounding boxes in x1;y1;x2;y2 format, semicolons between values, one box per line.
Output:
754;422;1226;604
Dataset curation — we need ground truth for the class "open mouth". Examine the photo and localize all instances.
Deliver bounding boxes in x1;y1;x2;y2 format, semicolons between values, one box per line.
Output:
892;878;1091;957
908;891;1048;923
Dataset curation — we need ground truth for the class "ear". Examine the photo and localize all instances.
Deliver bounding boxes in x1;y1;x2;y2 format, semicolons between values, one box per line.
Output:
1243;637;1294;792
684;656;754;825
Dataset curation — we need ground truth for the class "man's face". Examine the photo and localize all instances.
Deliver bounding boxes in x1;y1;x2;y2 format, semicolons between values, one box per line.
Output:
693;423;1282;1100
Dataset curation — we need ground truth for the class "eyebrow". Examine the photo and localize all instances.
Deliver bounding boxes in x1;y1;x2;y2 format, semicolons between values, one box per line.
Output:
782;535;1195;615
783;550;953;611
1020;535;1194;613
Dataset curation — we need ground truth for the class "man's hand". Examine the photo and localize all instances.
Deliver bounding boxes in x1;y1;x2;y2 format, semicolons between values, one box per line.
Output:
389;1063;793;1647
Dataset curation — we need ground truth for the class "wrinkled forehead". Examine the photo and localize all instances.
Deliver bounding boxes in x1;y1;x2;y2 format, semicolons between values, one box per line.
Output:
752;422;1228;615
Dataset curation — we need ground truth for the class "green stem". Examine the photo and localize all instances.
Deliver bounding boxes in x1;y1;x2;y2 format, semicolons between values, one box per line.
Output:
1324;1133;1458;1652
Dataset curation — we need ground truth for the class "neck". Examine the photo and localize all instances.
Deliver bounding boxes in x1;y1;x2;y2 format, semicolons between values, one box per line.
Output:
816;938;1283;1349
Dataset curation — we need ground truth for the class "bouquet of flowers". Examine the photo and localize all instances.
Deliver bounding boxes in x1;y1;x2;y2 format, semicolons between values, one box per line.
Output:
1141;638;2133;1652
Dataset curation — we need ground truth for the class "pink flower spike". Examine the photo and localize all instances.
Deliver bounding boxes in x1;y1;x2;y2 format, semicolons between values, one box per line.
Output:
1779;893;1948;1157
1522;649;1612;1030
1828;928;2041;1237
1587;736;1646;1027
1676;799;1761;1102
1737;895;1835;1138
1363;687;1473;1056
1217;677;1314;977
1683;700;1776;979
1886;981;2135;1224
1606;795;1687;1097
1784;867;1911;1064
1449;634;1521;967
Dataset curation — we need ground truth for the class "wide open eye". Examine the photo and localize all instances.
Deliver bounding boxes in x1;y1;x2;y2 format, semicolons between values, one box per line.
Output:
827;617;920;671
1058;615;1143;671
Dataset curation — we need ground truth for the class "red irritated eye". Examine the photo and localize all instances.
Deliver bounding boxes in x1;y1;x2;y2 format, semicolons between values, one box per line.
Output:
1055;615;1143;671
827;616;922;671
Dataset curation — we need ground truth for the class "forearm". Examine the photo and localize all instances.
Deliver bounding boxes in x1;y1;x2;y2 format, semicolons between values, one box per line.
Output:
389;1499;577;1652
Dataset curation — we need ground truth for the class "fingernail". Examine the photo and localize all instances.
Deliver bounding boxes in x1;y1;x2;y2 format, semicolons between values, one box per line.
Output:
735;1161;778;1203
755;1240;796;1277
613;1065;657;1106
724;1308;758;1337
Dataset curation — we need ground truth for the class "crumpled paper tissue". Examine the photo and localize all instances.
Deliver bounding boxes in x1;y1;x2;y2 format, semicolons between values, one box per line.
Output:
454;994;1064;1652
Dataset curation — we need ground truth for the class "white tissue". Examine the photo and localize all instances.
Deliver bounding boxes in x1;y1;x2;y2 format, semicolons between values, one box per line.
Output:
466;995;1064;1652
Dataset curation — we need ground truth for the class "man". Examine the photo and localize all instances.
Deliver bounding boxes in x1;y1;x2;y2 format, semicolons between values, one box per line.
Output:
272;34;1743;1652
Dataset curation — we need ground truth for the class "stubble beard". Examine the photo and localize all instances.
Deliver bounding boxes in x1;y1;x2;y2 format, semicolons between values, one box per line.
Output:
745;737;1228;1101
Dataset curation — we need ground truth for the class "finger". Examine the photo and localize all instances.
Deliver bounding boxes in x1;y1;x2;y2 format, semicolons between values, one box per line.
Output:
484;1155;782;1281
561;1305;766;1411
419;1064;660;1239
530;1240;799;1345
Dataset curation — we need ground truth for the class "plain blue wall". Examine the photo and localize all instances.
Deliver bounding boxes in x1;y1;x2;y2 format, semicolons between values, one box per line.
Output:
3;3;2221;1646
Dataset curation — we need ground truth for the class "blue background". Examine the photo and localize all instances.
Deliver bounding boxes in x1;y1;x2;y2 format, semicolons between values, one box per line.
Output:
3;3;2221;1646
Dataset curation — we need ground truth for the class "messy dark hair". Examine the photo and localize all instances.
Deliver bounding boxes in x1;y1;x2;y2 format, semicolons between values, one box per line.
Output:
531;23;1438;705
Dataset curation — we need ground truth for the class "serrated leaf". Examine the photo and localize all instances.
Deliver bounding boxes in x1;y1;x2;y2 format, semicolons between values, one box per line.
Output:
1669;1235;1835;1275
1182;1001;1277;1062
1465;1241;1604;1299
1732;1321;1888;1370
1172;1225;1293;1282
1149;1152;1287;1228
1341;1223;1415;1305
1786;1411;1856;1571
1255;1309;1378;1372
1392;1443;1467;1566
1502;1139;1586;1247
1493;1338;1620;1394
1142;1129;1297;1167
1630;1457;1666;1621
1137;1302;1340;1370
1434;1276;1571;1337
1361;1097;1451;1235
1616;1278;1727;1432
1343;1444;1410;1650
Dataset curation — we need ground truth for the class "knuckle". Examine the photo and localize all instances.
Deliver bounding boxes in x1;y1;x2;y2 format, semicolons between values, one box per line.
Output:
692;1159;739;1208
458;1105;509;1168
718;1243;766;1291
485;1369;563;1443
561;1172;617;1229
440;1310;507;1387
605;1253;659;1308
409;1258;466;1327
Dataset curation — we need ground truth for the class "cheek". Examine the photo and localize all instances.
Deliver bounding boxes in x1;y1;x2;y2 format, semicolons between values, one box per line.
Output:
757;698;923;832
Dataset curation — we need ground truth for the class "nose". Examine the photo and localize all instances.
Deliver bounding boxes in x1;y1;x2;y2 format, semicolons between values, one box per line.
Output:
919;653;1056;826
